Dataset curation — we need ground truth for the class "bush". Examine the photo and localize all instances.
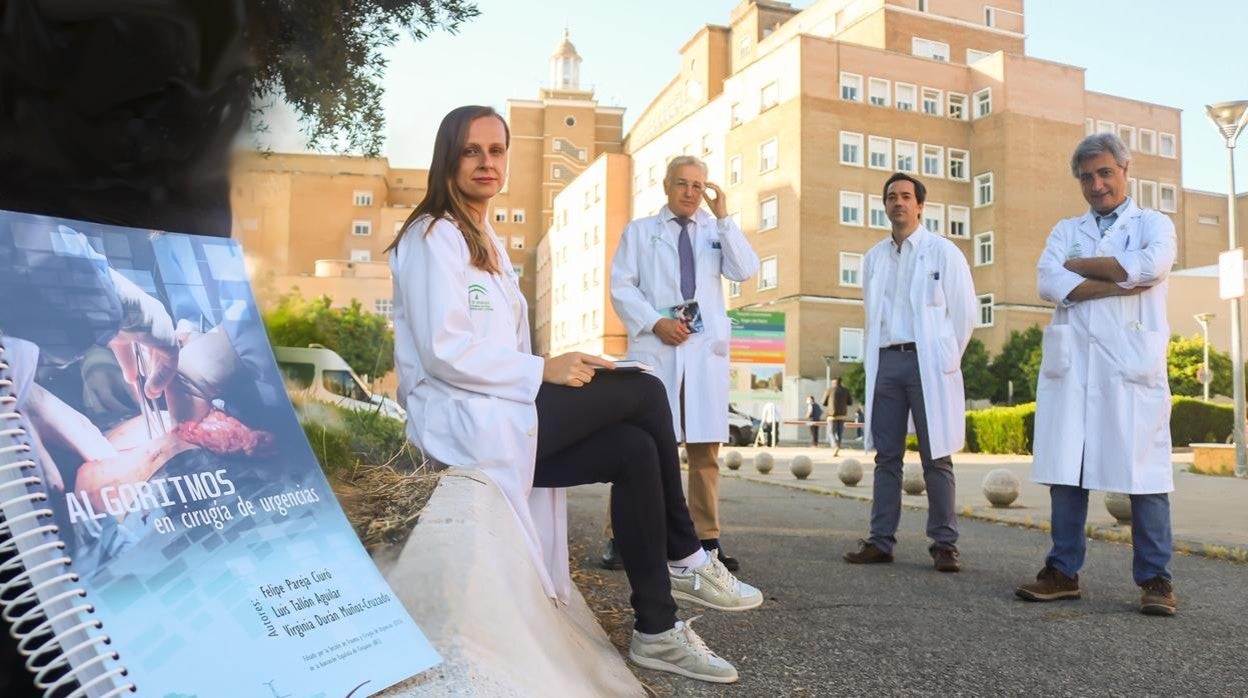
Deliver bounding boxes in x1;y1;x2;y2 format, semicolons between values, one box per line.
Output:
965;403;1036;455
1170;397;1233;446
293;397;421;474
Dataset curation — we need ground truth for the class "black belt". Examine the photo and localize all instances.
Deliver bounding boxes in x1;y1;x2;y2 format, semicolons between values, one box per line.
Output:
882;343;917;352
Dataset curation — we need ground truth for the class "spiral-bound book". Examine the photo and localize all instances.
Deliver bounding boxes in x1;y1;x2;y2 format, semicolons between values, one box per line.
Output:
0;210;439;696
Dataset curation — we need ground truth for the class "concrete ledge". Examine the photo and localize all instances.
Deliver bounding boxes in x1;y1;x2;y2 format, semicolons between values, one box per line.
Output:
1190;443;1235;476
378;470;644;697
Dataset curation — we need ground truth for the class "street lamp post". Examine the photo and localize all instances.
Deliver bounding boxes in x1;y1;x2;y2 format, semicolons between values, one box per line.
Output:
1194;313;1216;401
1206;100;1248;478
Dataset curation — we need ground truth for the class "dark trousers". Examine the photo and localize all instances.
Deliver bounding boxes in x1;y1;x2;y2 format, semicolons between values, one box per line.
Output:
808;424;821;446
868;349;958;554
533;371;700;633
830;419;846;448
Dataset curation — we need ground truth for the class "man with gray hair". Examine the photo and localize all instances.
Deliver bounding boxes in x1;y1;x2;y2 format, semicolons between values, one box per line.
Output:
1017;133;1179;615
606;155;759;572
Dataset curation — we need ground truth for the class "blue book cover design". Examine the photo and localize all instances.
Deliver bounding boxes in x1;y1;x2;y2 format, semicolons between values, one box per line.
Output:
662;301;704;334
0;210;438;696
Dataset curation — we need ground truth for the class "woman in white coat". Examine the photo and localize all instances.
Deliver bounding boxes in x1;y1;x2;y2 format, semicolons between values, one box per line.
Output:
387;106;761;684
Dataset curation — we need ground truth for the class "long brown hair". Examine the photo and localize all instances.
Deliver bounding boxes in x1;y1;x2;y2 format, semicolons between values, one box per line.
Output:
386;105;510;273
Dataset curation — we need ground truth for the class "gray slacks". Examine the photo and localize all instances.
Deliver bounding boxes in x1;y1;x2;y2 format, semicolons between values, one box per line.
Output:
868;348;958;554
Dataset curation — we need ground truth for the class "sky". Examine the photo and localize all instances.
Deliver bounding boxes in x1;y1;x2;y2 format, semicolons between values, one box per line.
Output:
254;0;1248;195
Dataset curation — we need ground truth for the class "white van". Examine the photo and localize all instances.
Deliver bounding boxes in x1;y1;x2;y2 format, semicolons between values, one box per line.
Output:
272;345;406;421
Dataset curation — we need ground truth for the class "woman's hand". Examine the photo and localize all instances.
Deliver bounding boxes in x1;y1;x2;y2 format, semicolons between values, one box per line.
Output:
542;352;616;387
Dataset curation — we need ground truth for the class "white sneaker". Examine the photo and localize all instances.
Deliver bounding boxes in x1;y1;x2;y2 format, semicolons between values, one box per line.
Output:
629;617;738;684
670;550;764;611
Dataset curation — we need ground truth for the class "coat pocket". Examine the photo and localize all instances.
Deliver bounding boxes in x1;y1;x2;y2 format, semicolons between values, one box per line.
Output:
1039;324;1074;379
1118;327;1168;388
938;334;960;374
926;274;946;307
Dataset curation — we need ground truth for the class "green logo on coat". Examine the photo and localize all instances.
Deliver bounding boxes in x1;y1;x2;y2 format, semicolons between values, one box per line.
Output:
468;283;493;311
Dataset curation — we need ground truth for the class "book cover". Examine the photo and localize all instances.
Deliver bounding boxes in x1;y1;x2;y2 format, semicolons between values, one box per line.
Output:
662;301;704;334
0;210;439;696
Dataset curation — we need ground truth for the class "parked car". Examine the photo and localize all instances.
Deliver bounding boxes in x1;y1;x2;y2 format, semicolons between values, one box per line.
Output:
272;345;405;421
727;404;758;446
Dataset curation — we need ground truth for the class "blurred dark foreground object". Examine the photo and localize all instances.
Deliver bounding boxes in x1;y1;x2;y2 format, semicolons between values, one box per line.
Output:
0;0;252;237
0;3;252;695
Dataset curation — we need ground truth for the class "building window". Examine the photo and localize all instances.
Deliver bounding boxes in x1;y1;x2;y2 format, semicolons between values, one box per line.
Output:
840;72;862;102
1159;132;1176;158
513;208;526;223
948;148;969;180
839;327;864;363
352;220;372;236
353;190;373;206
1139;179;1157;209
1096;120;1115;134
494;208;508;223
728;279;742;297
761;81;779;110
584;190;592;209
966;48;992;64
513;265;525;278
896;83;916;111
1159;184;1177;213
984;6;997;27
633;174;641;193
1199;214;1220;225
868;77;890;107
350;249;371;262
760;138;779;172
948;92;968;120
917;0;929;11
738;35;750;57
760;197;779;230
869;195;888;229
974;172;994;207
974;88;992;118
840;131;864;167
912;38;949;62
896;140;917;173
840;191;864;226
1128;177;1138;200
648;165;658;185
702;134;712;156
977;294;995;327
1139;129;1156;154
565;116;576;127
1085;118;1095;136
948;205;969;238
510;236;525;250
839;252;863;287
923;202;944;235
868;136;892;170
921;87;943;115
975;231;995;266
729;155;743;185
922;144;944;178
758;256;778;290
1117;125;1136;150
730;102;742;127
374;298;393;319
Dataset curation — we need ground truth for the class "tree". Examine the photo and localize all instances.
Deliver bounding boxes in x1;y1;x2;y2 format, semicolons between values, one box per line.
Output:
263;293;395;380
248;0;481;155
960;338;995;400
989;326;1043;404
841;362;866;404
1168;334;1232;398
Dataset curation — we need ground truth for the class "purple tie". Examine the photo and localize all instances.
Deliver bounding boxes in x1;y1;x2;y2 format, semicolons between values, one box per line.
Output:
676;216;696;301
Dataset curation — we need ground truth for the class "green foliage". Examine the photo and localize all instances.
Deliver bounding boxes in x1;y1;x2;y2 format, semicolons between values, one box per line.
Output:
960;338;995;400
296;397;421;473
989;327;1043;404
965;403;1036;455
1167;334;1232;398
1170;397;1233;446
263;293;395;380
249;0;481;155
841;362;866;404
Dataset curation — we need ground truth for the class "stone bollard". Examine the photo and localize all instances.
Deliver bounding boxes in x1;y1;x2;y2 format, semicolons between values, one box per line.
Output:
755;452;774;474
981;468;1021;508
679;447;688;464
724;451;743;471
838;458;864;486
790;455;813;480
1104;492;1132;525
902;463;925;495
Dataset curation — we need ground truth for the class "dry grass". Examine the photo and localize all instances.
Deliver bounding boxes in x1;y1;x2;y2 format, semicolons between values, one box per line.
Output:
330;462;442;559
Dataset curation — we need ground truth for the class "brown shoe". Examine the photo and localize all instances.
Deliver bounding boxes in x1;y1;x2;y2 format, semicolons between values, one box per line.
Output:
932;547;961;573
1139;577;1177;616
843;539;894;564
1015;565;1081;601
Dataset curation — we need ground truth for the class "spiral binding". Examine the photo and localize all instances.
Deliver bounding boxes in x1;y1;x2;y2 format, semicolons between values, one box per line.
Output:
0;342;136;697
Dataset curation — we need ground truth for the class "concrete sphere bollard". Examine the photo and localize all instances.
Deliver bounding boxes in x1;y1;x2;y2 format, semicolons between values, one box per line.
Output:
838;458;864;486
755;452;774;474
724;451;743;471
1104;492;1132;524
981;468;1021;508
679;447;688;464
902;463;926;495
790;455;813;480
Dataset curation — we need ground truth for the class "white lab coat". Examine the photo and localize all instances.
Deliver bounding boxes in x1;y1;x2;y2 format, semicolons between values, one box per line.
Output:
610;207;759;443
862;228;977;459
1032;200;1176;494
390;216;572;602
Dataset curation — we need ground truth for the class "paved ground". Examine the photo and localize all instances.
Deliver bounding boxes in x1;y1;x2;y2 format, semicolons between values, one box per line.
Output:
567;477;1248;697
